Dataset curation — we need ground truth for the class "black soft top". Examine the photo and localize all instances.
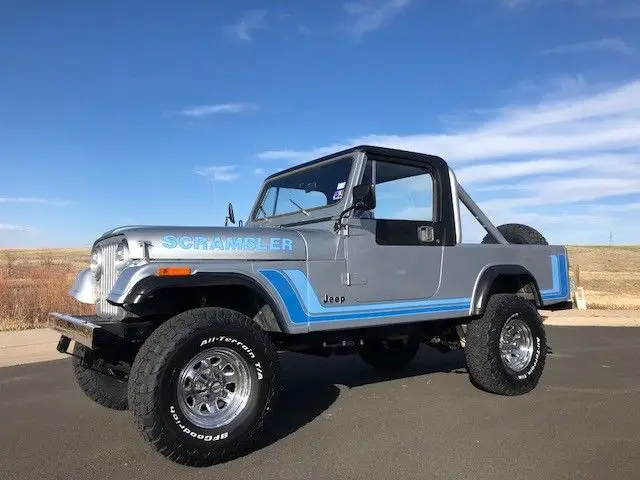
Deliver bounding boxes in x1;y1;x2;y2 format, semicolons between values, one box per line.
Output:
264;145;448;181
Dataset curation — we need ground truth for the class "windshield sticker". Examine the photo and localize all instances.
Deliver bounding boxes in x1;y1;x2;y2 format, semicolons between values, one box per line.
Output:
332;189;344;201
162;235;293;251
337;182;346;190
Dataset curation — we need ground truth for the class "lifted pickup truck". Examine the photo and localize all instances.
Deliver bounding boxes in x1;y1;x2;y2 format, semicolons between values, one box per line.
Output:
50;146;571;466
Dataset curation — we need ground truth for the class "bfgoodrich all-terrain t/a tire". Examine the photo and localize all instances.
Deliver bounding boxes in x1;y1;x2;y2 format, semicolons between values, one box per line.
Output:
465;294;547;396
128;307;280;467
72;343;128;410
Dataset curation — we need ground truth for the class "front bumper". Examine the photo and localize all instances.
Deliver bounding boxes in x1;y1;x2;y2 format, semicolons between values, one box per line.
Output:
49;312;155;352
49;313;105;349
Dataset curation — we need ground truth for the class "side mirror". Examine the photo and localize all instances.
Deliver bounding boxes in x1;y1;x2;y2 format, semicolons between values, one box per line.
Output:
225;203;236;226
352;184;376;211
333;184;376;233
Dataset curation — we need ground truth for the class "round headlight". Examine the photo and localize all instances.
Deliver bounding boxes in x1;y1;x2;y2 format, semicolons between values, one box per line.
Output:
90;249;102;277
114;240;130;271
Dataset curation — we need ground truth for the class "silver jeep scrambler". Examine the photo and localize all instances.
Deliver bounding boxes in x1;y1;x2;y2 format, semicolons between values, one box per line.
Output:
50;146;571;466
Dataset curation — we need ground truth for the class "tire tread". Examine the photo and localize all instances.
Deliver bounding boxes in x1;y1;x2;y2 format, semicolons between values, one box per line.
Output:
481;223;548;245
72;344;128;410
128;307;279;467
465;294;546;396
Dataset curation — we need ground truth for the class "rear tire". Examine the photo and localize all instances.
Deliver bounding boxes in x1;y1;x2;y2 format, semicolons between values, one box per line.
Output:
128;307;280;466
465;294;546;396
72;344;129;410
359;336;420;371
481;223;548;245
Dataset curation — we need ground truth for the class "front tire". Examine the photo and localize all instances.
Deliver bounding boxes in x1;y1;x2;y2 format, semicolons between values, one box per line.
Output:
72;343;128;410
465;294;546;395
128;307;280;466
359;336;420;371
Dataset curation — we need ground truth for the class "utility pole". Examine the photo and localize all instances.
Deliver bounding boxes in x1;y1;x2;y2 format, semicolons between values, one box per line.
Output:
609;231;613;246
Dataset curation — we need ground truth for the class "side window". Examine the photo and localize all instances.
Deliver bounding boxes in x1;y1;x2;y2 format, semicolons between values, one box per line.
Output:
361;159;434;221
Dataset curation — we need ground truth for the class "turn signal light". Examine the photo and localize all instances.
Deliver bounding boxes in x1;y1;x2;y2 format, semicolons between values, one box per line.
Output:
156;267;192;277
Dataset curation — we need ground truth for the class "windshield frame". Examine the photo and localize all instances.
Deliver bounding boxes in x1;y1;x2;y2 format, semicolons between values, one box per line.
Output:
249;153;357;225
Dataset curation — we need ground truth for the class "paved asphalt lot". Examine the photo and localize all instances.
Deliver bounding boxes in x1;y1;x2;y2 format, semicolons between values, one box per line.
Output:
1;326;639;480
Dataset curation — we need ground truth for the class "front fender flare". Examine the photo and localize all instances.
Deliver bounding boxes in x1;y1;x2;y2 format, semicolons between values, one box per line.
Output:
106;264;289;333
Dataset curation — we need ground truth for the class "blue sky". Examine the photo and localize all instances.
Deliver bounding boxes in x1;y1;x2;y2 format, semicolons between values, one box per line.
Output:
1;0;640;247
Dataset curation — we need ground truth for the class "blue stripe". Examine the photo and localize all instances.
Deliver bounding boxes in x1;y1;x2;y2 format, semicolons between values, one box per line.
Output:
282;269;471;314
260;253;568;325
259;269;470;325
540;254;569;301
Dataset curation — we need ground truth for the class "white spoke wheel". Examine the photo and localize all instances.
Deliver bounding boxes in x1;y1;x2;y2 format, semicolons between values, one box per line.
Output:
465;294;547;396
177;347;252;429
499;316;534;373
128;307;280;467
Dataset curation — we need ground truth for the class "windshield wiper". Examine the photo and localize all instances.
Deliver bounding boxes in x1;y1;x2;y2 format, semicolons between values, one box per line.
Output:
289;199;309;216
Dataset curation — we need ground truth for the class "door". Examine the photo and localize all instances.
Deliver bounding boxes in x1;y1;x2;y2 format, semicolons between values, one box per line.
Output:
345;156;444;303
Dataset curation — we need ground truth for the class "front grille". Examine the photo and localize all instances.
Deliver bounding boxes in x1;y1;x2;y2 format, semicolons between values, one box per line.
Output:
95;239;123;318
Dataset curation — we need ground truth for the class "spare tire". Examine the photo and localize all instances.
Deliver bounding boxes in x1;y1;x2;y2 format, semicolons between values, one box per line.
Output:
481;223;548;245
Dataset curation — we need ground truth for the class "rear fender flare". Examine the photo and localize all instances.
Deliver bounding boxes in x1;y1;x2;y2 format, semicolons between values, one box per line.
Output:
471;265;542;315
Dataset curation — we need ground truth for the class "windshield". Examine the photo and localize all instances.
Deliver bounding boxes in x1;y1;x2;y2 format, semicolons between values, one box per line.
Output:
253;156;353;220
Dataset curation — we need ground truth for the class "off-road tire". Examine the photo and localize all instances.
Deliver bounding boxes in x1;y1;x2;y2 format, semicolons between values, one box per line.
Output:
359;336;420;371
71;343;129;410
481;223;548;245
128;307;280;467
465;294;546;395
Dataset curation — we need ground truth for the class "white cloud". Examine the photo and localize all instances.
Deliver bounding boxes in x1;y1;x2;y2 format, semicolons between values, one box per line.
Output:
298;25;315;37
0;197;71;207
225;10;267;42
539;37;634;55
343;0;411;38
499;0;530;7
194;165;239;182
497;0;601;10
456;158;582;185
456;153;640;185
177;103;256;118
254;168;266;175
590;202;640;212
259;79;640;164
257;77;640;244
606;3;640;19
0;223;32;232
509;74;597;101
479;178;640;210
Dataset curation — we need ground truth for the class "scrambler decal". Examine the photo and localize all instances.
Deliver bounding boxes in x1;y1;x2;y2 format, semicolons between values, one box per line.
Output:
169;406;229;442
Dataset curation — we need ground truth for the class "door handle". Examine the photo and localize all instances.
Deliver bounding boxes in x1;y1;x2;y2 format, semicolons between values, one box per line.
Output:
418;225;434;243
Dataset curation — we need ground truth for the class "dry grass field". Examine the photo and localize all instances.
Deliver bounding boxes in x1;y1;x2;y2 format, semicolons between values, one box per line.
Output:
0;249;94;331
566;246;640;310
0;246;638;331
